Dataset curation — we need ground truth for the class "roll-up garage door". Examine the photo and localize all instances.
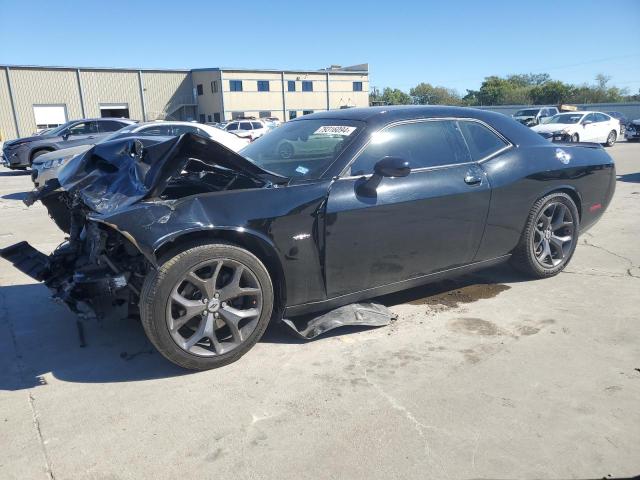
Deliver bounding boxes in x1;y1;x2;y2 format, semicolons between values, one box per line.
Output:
33;105;67;131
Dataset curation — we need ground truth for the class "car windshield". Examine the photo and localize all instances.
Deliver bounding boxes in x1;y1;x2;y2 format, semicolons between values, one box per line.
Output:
42;121;76;136
515;109;540;117
240;119;363;179
546;113;584;124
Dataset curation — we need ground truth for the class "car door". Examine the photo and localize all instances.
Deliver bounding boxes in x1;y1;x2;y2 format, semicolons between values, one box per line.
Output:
324;119;493;298
581;113;599;142
63;121;100;146
594;113;614;142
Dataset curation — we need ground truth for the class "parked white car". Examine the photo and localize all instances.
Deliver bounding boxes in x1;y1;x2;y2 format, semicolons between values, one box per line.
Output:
32;121;249;187
224;120;269;140
531;111;620;146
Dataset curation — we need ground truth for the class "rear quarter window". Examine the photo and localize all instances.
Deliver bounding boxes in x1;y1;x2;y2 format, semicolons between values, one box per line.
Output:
458;121;508;161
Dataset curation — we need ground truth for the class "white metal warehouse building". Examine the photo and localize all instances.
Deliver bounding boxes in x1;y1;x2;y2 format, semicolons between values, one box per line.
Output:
0;64;369;141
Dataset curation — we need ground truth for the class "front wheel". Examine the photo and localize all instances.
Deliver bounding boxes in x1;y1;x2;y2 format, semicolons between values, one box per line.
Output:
140;242;274;370
604;130;617;147
510;193;579;278
571;133;579;143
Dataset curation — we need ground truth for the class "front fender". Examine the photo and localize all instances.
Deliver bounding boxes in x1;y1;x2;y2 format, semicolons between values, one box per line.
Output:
90;182;332;307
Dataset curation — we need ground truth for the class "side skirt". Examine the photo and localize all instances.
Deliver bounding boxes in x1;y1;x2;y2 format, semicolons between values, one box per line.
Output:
284;255;511;317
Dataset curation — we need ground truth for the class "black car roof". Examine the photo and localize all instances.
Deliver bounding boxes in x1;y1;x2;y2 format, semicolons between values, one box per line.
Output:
298;105;548;146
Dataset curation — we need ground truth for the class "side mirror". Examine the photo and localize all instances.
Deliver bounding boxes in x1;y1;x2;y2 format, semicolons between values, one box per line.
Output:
61;130;70;140
357;157;410;197
373;156;410;178
582;120;593;126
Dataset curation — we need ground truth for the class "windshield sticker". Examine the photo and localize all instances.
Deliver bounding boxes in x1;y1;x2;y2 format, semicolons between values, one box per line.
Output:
295;166;309;175
313;126;356;136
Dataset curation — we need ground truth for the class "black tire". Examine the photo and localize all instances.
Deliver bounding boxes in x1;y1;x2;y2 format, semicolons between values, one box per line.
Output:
571;133;579;143
604;130;616;147
30;149;51;164
510;192;579;278
140;242;274;370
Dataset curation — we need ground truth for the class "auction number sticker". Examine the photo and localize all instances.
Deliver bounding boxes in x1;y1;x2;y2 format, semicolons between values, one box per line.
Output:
314;126;357;136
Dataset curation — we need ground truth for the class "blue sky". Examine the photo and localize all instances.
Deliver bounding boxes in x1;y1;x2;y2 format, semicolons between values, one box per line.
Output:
1;0;639;94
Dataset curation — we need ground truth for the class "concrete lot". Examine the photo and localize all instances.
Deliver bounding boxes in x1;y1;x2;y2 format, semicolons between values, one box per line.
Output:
1;142;639;480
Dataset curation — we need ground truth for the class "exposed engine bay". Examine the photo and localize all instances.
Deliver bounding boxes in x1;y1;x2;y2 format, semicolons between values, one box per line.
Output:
3;133;281;321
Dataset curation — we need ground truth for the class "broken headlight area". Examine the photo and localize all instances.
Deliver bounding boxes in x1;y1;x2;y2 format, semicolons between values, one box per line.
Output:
1;212;149;321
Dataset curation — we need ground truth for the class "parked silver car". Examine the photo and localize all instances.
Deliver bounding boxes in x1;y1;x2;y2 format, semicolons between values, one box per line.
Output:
1;118;136;169
31;121;249;187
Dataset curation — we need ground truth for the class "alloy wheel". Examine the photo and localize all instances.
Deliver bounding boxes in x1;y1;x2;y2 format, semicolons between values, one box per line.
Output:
532;202;575;268
166;259;263;356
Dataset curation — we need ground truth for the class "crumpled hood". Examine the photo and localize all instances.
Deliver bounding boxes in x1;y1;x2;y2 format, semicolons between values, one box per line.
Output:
532;123;573;134
58;133;284;215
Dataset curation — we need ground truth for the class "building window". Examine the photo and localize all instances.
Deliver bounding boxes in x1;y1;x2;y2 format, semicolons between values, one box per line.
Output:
289;110;297;120
211;80;218;93
302;81;313;92
259;111;271;118
287;80;296;92
207;115;212;122
196;84;204;96
257;80;270;92
353;81;363;92
199;114;206;123
214;112;221;123
231;112;245;120
303;110;313;115
230;80;243;92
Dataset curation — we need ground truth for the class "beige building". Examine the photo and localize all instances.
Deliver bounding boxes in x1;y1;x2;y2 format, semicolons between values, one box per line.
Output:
0;63;369;141
192;64;369;123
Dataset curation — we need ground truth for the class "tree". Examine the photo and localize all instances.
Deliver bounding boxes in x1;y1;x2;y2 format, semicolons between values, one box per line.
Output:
530;81;574;105
381;87;412;105
410;83;461;105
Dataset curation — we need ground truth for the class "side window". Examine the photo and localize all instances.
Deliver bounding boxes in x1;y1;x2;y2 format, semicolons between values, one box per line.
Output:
139;125;173;136
173;125;198;135
584;113;597;123
99;120;126;132
594;113;608;122
457;121;508;161
251;122;262;129
550;108;558;115
350;120;470;176
68;122;98;135
239;122;252;130
226;123;239;131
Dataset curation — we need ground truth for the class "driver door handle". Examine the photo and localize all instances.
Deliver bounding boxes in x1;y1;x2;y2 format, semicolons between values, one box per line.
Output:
464;173;482;186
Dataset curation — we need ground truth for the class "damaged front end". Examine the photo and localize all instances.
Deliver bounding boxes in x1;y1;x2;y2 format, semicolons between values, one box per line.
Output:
1;133;283;321
2;194;149;320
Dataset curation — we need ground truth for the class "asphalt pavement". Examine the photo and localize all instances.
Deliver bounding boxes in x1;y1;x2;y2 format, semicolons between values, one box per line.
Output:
1;142;638;479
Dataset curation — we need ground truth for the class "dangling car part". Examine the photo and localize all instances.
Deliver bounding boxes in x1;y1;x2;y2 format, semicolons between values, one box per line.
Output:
1;107;616;370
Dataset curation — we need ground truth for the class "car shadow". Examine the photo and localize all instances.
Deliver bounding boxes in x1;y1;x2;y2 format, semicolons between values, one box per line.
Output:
0;283;188;391
0;170;30;177
617;172;640;183
1;191;29;200
262;263;528;344
0;264;526;390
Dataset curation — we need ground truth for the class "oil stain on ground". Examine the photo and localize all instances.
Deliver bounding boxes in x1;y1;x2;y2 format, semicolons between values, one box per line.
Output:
408;281;511;309
449;317;501;336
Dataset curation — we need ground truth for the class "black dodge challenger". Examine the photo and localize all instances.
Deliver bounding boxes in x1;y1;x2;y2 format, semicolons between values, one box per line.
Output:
1;106;616;370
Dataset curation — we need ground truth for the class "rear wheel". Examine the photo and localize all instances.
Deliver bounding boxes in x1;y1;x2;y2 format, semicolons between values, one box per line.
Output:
510;193;579;278
604;130;616;147
140;242;274;370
